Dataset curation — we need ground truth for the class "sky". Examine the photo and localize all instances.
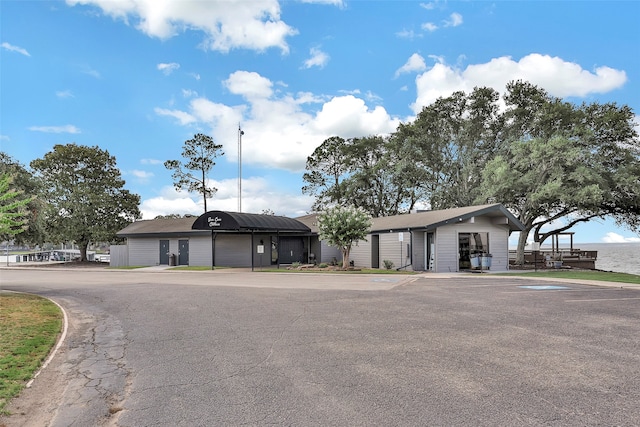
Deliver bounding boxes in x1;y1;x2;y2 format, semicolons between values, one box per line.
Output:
1;0;639;245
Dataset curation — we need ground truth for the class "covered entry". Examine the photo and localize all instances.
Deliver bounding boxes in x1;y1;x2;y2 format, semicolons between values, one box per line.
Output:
191;211;313;268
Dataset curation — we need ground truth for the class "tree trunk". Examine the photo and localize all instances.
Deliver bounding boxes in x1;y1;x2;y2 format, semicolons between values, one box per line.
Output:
515;228;531;265
79;241;89;262
342;247;350;269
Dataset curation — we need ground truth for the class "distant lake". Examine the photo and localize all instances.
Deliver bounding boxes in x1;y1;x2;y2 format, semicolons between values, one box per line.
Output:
577;243;640;276
510;242;640;276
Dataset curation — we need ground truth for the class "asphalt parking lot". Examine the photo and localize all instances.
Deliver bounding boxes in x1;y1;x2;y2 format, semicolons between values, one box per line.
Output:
1;268;639;426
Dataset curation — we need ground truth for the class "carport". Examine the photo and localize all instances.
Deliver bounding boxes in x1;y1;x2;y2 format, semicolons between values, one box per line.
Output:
191;211;313;269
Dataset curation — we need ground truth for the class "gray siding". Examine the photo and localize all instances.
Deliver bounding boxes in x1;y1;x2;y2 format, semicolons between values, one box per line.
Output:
435;217;510;272
378;233;410;270
319;241;342;264
189;236;212;267
412;232;425;271
109;245;128;267
214;234;251;267
349;238;372;268
128;238;161;266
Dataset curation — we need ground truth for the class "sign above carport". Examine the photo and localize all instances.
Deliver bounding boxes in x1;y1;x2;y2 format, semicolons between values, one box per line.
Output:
191;210;311;232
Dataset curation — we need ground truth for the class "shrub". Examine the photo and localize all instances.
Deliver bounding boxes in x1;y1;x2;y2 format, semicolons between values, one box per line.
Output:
383;259;395;270
318;263;328;268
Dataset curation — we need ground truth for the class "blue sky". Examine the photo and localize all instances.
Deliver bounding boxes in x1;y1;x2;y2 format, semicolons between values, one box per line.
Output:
1;0;639;245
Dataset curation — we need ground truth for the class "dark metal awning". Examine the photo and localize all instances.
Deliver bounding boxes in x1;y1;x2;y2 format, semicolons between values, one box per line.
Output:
192;211;311;232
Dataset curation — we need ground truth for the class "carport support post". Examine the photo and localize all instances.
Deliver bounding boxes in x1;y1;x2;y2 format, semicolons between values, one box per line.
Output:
211;232;217;270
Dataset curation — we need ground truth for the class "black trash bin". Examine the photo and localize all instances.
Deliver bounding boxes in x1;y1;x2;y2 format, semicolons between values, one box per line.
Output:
169;254;176;266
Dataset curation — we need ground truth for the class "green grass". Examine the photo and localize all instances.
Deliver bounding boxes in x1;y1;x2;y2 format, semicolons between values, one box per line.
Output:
0;293;62;414
107;265;147;270
498;270;640;284
169;266;230;271
261;267;416;274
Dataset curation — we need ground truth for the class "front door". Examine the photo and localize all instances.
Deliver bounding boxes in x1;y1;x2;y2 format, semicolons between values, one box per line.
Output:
458;232;488;270
178;240;189;265
159;240;169;265
278;237;304;264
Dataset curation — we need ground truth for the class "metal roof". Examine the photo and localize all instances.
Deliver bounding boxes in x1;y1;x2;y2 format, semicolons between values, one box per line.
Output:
117;216;209;238
118;211;311;237
192;211;311;232
296;204;525;234
369;204;524;233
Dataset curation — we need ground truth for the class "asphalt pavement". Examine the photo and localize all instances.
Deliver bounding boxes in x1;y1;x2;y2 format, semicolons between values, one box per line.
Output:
1;267;639;426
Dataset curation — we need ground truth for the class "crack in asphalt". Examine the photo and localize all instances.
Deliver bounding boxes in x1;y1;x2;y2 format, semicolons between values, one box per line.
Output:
47;303;131;427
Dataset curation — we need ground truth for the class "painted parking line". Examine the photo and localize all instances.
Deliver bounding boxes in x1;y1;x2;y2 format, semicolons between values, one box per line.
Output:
565;297;640;302
519;285;570;290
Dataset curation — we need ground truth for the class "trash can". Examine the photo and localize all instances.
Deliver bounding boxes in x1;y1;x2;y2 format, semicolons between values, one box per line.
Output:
470;254;480;269
481;254;493;269
169;254;176;266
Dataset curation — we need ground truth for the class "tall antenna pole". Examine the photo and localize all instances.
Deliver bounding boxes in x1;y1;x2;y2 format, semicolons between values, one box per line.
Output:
238;124;244;212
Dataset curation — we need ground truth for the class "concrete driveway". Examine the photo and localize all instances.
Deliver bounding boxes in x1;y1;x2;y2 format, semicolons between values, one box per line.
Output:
1;268;639;426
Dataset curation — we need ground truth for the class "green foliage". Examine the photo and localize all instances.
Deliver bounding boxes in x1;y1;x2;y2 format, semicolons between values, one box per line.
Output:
318;263;328;268
30;144;141;261
318;205;372;269
0;153;46;244
0;173;32;238
302;80;639;268
164;133;224;213
479;90;640;263
383;259;395;270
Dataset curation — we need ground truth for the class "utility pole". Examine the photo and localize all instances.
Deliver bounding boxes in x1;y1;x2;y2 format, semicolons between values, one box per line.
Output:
238;124;244;212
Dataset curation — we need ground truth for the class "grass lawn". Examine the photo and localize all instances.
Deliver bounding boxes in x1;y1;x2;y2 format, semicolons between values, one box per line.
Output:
0;293;62;414
261;267;416;274
498;270;640;285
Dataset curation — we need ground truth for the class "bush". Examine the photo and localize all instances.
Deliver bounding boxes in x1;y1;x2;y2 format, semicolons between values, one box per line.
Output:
318;263;328;268
383;259;395;270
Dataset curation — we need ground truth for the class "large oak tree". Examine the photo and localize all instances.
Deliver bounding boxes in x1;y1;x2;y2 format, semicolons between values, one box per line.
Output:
30;144;141;261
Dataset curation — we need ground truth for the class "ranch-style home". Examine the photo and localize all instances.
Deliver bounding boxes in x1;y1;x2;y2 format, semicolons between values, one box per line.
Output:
297;204;525;273
114;204;524;272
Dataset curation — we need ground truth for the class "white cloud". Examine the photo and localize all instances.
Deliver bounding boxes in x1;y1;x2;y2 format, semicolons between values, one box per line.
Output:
140;158;163;165
302;47;330;69
0;135;9;141
56;90;74;98
157;62;180;75
420;2;436;10
189;72;201;80
79;64;101;78
1;42;31;56
444;12;463;27
396;29;422;39
602;232;640;243
395;53;427;78
299;0;344;5
412;53;628;113
139;178;314;219
154;107;197;125
28;125;81;134
224;70;274;100
421;22;438;32
66;0;298;53
155;72;400;172
130;169;155;180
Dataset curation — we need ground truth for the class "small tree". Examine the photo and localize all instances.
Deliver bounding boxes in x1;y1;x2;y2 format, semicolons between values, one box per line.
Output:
0;173;32;238
164;133;224;213
317;205;372;269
